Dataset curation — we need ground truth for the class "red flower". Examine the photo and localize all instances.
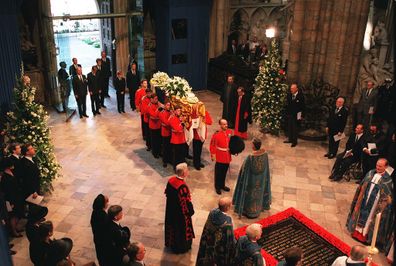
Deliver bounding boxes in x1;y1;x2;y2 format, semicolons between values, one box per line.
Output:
279;69;285;75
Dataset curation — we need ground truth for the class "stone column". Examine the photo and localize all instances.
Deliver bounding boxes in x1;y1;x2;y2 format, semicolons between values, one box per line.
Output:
113;0;129;75
287;0;304;83
215;0;225;56
208;0;217;58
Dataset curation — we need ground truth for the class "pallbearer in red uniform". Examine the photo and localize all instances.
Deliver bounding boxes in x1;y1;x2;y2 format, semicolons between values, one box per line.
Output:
140;89;152;151
135;80;148;140
148;94;162;158
169;106;187;170
159;101;172;167
210;119;233;195
232;86;252;140
192;110;213;170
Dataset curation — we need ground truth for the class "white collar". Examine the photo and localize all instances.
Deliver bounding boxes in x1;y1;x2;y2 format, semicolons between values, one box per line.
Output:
356;133;363;138
12;154;19;159
25;156;34;162
176;175;184;180
346;257;366;263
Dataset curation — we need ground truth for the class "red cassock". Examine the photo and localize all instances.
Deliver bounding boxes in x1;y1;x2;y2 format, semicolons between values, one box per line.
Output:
169;115;186;144
159;110;171;137
210;129;232;164
148;103;161;130
140;97;151;123
135;88;146;111
193;111;213;141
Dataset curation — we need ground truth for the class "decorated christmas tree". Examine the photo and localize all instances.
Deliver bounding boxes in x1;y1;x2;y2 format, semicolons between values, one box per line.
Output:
251;39;288;135
6;75;61;193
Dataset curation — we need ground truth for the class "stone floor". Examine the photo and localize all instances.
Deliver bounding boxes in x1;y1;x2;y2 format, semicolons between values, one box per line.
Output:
11;90;389;265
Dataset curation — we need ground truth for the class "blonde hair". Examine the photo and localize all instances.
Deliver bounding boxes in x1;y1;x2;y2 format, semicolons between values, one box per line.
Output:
246;223;262;240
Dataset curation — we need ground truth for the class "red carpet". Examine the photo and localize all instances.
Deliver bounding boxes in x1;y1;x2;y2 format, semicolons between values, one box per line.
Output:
234;208;351;266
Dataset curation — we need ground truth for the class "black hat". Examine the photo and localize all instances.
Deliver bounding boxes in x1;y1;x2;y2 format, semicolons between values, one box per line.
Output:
47;237;73;264
27;206;48;224
229;135;245;155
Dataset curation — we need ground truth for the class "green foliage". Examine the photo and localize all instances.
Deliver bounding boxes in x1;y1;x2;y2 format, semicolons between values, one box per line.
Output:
6;77;61;193
251;40;288;135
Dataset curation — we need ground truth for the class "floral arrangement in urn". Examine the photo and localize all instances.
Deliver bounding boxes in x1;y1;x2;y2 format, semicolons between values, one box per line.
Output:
6;75;61;193
150;71;170;88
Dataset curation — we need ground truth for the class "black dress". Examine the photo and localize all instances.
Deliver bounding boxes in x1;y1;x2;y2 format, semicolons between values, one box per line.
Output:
90;209;111;266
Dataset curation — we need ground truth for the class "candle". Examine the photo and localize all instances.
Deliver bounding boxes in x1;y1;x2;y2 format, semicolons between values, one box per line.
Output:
370;212;382;249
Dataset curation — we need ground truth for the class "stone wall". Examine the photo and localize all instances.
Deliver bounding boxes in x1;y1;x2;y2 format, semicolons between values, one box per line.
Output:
287;0;371;101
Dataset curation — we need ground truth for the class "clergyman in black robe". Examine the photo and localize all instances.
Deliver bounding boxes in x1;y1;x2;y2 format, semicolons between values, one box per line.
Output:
164;163;195;254
230;86;252;140
220;75;237;128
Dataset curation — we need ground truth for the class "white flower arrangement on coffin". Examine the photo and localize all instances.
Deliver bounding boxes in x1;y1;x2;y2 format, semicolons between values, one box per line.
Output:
165;76;193;99
150;71;171;88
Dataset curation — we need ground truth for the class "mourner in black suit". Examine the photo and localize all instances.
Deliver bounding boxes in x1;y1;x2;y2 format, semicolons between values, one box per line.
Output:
90;194;111;266
325;97;349;158
108;205;131;266
284;84;305;147
96;58;107;108
124;242;147;266
237;39;250;60
329;124;366;181
220;75;237;128
8;143;22;185
356;80;378;130
361;124;387;176
114;71;126;113
87;66;101;116
101;51;112;97
68;57;81;78
20;144;41;199
227;39;237;55
72;67;89;118
126;62;140;110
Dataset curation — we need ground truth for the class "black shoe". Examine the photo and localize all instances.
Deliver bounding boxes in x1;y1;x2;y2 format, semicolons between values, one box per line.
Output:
80;115;83;119
328;154;335;159
222;186;230;192
118;111;121;113
97;111;101;115
93;113;96;116
154;155;159;159
291;143;297;147
186;154;193;159
163;163;167;168
216;189;222;195
194;166;201;171
83;114;89;118
199;163;205;168
328;175;334;180
122;110;126;113
101;105;107;108
324;153;329;157
284;140;292;143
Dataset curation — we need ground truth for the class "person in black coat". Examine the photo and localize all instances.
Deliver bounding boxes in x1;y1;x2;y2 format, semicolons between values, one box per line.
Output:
230;86;252;140
126;62;140;110
237;39;250;60
72;67;89;119
90;194;111;266
220;75;237;129
0;158;24;237
114;71;126;113
325;97;349;158
26;206;48;244
101;51;112;98
108;205;131;266
8;143;22;186
361;124;387;176
20;144;40;199
96;58;107;109
284;84;305;147
68;58;81;78
30;221;53;266
329;124;366;181
87;66;101;116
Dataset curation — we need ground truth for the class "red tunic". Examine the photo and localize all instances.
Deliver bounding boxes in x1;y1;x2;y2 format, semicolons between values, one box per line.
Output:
135;87;146;111
193;111;213;140
234;96;248;139
159;110;171;137
140;97;151;123
210;129;232;164
169;115;186;144
148;103;161;130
